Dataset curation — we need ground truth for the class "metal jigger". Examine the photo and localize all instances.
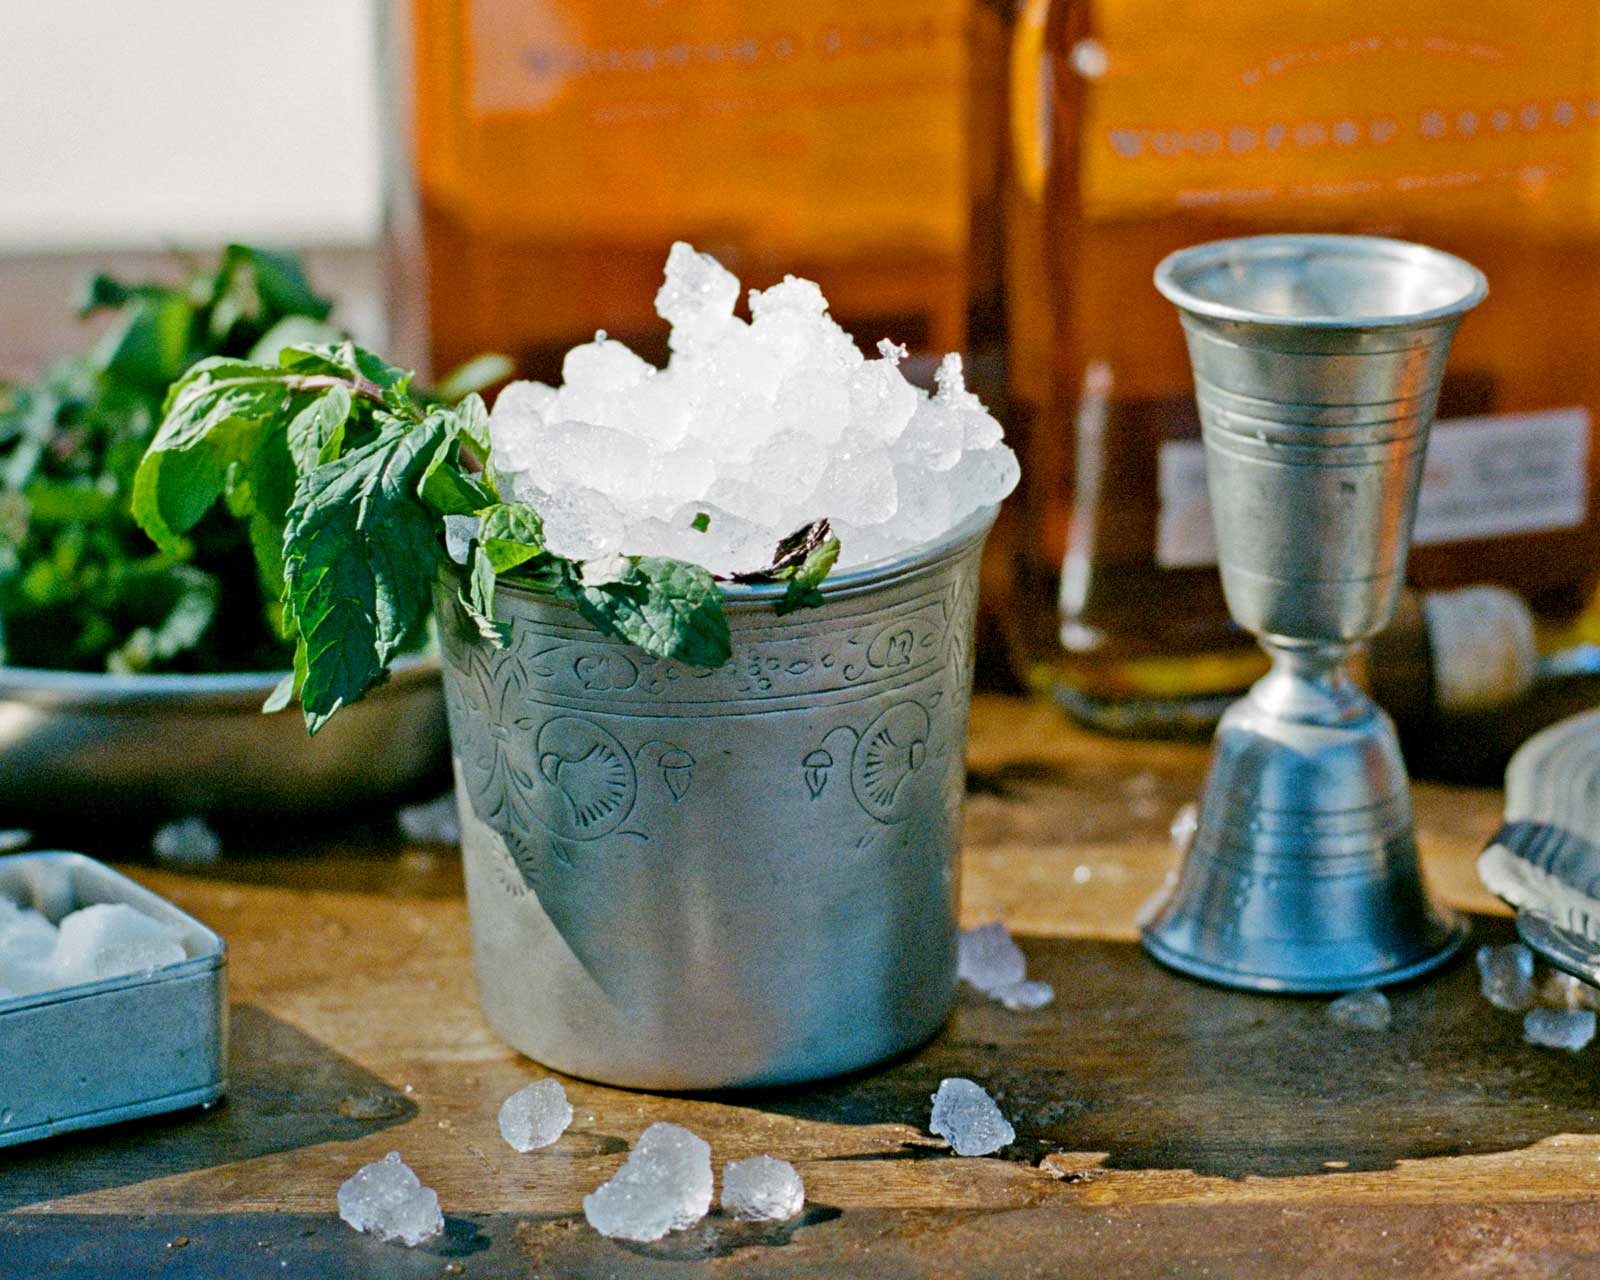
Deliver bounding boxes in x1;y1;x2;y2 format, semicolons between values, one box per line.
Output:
1144;234;1487;992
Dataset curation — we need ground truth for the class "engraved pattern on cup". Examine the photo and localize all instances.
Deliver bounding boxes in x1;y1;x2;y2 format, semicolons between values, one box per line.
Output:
436;514;993;1089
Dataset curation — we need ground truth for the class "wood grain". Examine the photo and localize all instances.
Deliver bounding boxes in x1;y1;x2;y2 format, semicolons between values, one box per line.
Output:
5;693;1587;1279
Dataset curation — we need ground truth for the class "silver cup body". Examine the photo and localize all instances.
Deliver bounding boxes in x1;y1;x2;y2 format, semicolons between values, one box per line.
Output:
435;511;992;1089
1144;235;1484;992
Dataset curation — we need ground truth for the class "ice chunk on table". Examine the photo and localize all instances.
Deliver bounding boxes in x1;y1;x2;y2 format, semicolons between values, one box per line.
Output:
498;1079;573;1152
721;1156;805;1222
1326;989;1391;1031
583;1122;713;1241
930;1078;1014;1157
151;816;222;869
958;922;1054;1011
398;793;461;846
1524;1007;1597;1051
486;242;1019;580
51;903;185;985
1476;943;1536;1011
337;1152;444;1246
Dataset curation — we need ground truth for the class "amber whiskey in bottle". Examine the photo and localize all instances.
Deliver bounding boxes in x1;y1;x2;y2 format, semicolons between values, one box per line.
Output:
1006;1;1600;731
385;1;1007;389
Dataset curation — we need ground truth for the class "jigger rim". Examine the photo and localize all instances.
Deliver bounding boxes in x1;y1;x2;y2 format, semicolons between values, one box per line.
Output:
1154;233;1488;330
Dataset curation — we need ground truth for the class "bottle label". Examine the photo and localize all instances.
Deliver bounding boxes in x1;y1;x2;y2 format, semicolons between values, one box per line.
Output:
1156;407;1591;568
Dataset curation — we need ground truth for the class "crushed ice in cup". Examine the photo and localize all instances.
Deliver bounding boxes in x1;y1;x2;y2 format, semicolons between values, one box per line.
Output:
1476;943;1536;1011
497;1079;573;1152
337;1151;444;1247
1326;989;1391;1031
398;793;461;846
1523;1007;1597;1051
487;243;1019;577
583;1121;713;1241
929;1078;1014;1157
958;922;1054;1012
721;1156;805;1222
151;816;222;868
51;903;186;985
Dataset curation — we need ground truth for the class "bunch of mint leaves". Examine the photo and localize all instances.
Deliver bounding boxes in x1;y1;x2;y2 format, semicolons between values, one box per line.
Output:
134;341;840;734
0;246;342;673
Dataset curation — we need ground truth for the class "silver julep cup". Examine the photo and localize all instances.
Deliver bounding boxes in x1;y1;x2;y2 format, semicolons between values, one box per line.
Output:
1144;234;1486;992
435;509;994;1089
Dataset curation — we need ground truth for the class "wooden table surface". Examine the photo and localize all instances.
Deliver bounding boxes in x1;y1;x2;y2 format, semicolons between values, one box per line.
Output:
4;693;1593;1280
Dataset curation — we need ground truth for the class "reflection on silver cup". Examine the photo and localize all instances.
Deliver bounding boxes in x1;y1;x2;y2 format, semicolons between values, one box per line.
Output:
1144;234;1486;992
436;510;994;1089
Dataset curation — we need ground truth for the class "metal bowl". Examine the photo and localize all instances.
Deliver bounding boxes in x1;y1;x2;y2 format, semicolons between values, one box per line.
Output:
0;655;449;818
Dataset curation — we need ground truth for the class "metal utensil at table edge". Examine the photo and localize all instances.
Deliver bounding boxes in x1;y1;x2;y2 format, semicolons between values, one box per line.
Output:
1480;707;1600;986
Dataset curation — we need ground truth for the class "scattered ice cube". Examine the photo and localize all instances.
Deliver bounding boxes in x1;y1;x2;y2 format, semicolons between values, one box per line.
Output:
51;903;186;985
151;816;222;869
929;1078;1014;1157
958;923;1027;994
443;515;480;566
995;979;1055;1012
0;829;30;853
398;794;460;846
337;1152;444;1247
1476;943;1536;1011
1523;1007;1597;1051
721;1156;805;1222
486;243;1019;579
1326;989;1391;1031
959;923;1054;1011
582;1122;713;1241
497;1079;573;1153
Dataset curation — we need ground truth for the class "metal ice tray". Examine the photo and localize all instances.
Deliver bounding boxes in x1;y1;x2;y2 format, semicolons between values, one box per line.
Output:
0;852;227;1148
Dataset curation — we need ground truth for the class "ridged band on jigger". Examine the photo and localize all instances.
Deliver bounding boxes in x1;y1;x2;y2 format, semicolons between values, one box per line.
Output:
435;509;994;1089
1144;234;1483;992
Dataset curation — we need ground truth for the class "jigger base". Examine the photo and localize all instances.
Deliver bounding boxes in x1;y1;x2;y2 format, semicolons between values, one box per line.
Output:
1140;657;1467;993
1141;919;1467;994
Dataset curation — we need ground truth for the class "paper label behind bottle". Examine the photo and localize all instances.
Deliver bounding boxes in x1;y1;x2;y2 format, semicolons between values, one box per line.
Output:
1157;407;1591;569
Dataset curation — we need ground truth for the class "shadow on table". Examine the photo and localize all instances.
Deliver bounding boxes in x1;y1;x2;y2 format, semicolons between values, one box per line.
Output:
0;1004;415;1211
739;913;1599;1181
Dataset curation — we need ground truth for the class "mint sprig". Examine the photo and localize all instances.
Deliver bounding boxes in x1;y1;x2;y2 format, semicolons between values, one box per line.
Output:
131;340;836;733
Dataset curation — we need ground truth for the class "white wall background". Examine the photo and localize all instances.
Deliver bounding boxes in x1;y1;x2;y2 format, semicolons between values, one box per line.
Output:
0;0;384;250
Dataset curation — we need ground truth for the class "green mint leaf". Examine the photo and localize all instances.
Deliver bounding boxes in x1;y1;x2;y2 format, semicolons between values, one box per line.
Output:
263;638;308;713
475;502;544;573
282;411;449;733
93;289;195;390
776;529;839;616
690;511;710;532
279;341;414;410
285;383;352;473
104;565;219;673
131;357;296;557
418;421;496;516
206;244;332;350
451;391;491;457
457;544;509;645
566;556;731;668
